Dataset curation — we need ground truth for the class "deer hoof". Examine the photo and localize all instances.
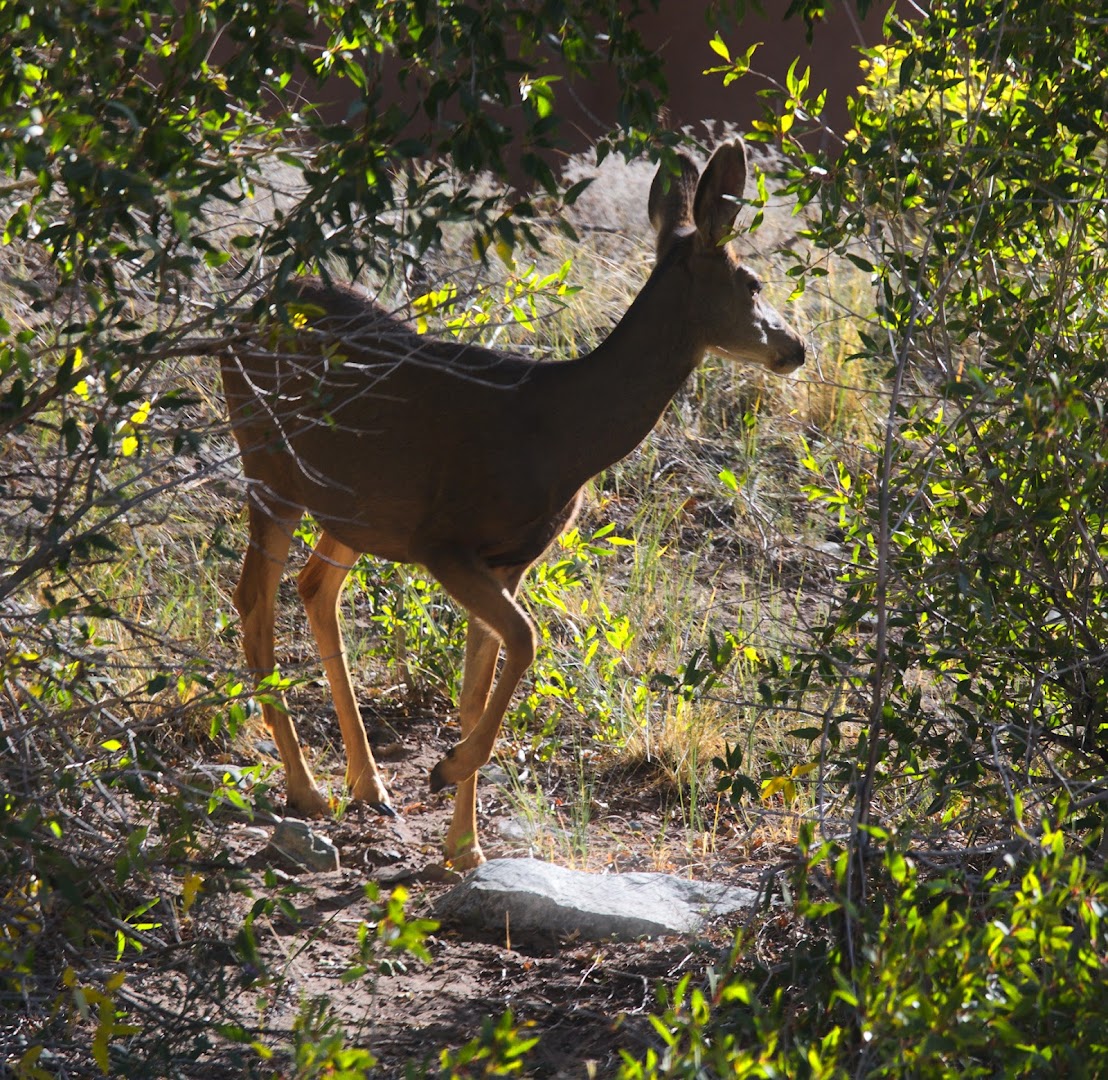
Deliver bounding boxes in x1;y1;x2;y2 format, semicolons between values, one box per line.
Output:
351;776;394;811
369;801;397;819
286;786;331;819
428;762;450;793
429;750;457;793
445;846;486;872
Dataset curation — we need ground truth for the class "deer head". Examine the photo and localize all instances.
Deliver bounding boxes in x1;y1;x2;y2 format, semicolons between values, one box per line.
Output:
648;141;806;376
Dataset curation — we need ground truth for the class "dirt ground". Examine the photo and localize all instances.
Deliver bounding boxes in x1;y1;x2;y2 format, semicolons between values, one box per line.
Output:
119;703;793;1077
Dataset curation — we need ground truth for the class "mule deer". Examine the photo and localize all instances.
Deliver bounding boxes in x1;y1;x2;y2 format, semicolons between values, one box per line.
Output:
221;140;806;870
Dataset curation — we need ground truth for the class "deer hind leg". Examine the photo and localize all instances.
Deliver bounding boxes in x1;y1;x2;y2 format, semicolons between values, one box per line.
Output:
297;531;394;816
424;554;535;800
443;608;512;870
234;501;330;818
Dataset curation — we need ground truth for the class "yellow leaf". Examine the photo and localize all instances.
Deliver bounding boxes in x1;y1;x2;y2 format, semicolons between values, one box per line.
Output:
761;776;788;800
93;1028;109;1074
182;872;203;916
761;776;797;804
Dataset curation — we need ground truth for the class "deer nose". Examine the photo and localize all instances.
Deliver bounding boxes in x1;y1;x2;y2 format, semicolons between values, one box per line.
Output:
775;340;807;374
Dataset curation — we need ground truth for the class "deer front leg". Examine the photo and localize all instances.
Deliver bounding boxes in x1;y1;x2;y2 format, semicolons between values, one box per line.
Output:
234;505;330;818
298;531;395;816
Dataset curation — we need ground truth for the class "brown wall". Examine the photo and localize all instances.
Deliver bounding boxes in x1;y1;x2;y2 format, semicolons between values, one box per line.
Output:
299;3;887;169
557;2;884;152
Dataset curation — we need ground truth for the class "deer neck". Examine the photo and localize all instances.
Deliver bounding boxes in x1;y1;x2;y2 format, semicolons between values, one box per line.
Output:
559;263;705;478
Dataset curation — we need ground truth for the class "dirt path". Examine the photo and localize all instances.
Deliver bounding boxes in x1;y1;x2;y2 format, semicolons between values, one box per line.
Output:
142;707;784;1076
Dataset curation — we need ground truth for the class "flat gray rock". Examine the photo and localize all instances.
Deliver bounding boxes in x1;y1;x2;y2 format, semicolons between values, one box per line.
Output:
266;818;340;873
435;858;759;940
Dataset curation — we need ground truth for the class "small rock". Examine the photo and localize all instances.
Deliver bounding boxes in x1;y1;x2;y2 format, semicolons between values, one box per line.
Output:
497;817;535;841
266;818;340;873
479;763;513;788
373;741;409;761
436;858;760;941
813;539;848;560
497;816;568;843
234;826;270;843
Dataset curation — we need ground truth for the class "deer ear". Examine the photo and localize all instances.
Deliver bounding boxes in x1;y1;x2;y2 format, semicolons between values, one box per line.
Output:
693;140;748;249
648;153;700;260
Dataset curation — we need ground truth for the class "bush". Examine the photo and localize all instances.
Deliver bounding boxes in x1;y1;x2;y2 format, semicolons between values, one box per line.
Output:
616;818;1108;1078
